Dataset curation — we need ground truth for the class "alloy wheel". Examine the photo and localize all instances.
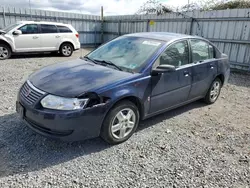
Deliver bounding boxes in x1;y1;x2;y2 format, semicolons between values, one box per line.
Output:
0;47;9;60
210;81;220;102
62;45;72;56
111;108;136;140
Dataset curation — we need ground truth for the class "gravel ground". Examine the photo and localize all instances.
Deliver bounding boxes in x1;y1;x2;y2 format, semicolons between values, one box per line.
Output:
0;50;249;187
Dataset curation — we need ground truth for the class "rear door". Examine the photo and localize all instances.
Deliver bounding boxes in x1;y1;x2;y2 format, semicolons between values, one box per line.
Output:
14;24;41;52
39;24;60;51
188;39;218;99
149;40;192;114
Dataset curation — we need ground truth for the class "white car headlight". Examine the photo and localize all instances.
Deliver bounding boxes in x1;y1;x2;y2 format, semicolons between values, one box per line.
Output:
41;95;89;110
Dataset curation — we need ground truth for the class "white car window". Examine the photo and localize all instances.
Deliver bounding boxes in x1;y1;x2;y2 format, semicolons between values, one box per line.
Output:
18;24;38;34
57;26;72;33
40;24;58;34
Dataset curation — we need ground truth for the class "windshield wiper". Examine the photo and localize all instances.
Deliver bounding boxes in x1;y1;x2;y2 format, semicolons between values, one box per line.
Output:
93;59;123;71
83;56;98;64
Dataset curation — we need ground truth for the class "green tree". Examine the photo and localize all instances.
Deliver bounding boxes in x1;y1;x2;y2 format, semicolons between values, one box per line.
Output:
180;0;250;11
137;0;173;15
209;0;250;10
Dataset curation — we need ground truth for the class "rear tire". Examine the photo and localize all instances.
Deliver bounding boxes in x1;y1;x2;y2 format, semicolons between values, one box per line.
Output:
204;78;222;104
101;100;139;145
60;43;73;57
0;44;11;60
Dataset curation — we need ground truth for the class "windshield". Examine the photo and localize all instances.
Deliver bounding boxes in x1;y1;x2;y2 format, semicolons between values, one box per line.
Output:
87;36;163;73
2;23;20;32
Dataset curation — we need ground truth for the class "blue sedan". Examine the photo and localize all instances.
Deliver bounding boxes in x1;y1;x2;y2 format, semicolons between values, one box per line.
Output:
16;32;230;144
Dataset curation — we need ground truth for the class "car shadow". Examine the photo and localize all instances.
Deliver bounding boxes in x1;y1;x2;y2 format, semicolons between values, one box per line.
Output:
9;48;92;60
10;52;62;59
0;101;205;178
137;101;205;131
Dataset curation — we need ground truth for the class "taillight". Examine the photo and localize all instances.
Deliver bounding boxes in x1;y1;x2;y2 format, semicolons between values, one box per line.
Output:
75;33;79;38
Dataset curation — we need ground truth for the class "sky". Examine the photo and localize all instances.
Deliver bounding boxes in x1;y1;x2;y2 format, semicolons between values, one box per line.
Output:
0;0;190;15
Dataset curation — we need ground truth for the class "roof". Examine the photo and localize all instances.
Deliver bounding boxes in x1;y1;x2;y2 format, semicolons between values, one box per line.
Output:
124;32;198;42
17;21;66;25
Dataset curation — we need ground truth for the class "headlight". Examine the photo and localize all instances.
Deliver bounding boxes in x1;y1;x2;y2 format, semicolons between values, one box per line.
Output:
41;95;89;110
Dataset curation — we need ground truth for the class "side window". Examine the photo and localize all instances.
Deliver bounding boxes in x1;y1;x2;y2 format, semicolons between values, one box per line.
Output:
190;39;214;62
18;24;38;34
159;40;189;67
40;24;58;34
57;26;72;33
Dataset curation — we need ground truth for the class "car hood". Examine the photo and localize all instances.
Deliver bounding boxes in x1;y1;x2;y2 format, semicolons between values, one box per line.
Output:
29;59;136;97
0;30;6;34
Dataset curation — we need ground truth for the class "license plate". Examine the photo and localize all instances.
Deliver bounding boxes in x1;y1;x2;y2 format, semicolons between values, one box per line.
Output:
16;102;25;119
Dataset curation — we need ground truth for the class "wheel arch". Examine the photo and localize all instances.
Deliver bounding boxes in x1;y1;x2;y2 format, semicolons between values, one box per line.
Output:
59;41;75;51
0;39;13;52
107;95;145;121
216;74;225;86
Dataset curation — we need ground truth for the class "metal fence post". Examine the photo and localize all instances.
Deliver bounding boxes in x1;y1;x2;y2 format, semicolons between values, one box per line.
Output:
3;6;6;27
101;6;104;44
189;18;194;35
118;20;121;36
94;19;97;47
146;19;150;32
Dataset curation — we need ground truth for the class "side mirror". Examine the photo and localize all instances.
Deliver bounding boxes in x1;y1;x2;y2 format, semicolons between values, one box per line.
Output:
152;64;176;75
13;30;22;35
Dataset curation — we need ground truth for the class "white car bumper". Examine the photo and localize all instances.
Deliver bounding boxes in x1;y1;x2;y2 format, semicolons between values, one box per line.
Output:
75;41;81;50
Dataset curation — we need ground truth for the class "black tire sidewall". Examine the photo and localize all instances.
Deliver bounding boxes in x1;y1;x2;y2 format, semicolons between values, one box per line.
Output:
0;44;11;60
60;43;73;57
205;78;222;104
101;101;140;144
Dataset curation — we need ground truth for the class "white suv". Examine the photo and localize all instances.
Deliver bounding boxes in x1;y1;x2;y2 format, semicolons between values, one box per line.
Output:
0;21;81;60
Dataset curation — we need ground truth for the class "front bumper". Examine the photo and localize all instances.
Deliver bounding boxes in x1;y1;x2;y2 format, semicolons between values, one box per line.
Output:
16;97;108;142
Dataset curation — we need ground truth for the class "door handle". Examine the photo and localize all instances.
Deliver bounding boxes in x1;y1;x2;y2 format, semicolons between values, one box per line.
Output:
210;64;214;69
56;35;60;38
183;71;190;77
33;36;39;39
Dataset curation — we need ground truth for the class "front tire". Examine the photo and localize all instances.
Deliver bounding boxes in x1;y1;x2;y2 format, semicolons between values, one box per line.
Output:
0;44;11;60
204;78;222;104
60;43;73;57
101;100;140;145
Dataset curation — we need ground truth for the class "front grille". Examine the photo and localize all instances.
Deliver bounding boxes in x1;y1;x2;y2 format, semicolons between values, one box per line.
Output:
20;80;45;105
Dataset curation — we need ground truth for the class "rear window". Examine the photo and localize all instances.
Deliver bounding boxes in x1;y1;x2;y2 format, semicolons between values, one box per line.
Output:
40;24;58;34
57;26;72;33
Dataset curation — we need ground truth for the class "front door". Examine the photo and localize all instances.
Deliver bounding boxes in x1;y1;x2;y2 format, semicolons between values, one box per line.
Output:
150;40;192;114
188;39;218;99
14;24;41;52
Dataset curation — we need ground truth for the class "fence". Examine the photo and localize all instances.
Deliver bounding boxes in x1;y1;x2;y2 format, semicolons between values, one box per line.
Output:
0;6;250;71
104;9;250;71
0;6;102;46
